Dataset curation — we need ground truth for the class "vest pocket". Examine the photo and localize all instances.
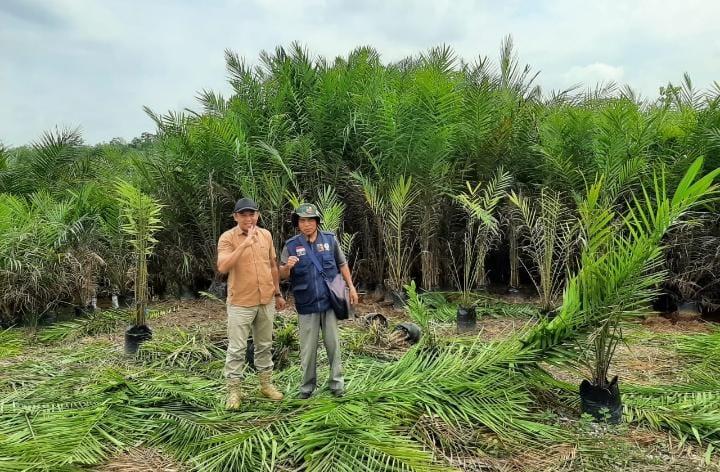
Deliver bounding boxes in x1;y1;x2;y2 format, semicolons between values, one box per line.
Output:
292;283;314;306
322;258;338;277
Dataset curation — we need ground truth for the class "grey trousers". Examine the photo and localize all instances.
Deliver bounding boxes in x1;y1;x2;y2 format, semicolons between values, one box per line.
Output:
223;302;275;379
298;309;344;394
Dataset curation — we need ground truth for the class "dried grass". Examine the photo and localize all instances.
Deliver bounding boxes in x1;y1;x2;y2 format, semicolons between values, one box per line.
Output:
95;447;185;472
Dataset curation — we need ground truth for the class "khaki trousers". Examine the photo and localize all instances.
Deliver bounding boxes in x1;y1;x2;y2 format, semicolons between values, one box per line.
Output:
298;309;344;394
224;302;275;379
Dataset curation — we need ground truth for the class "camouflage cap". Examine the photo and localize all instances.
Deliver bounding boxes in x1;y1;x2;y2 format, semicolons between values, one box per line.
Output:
294;203;319;218
292;203;321;227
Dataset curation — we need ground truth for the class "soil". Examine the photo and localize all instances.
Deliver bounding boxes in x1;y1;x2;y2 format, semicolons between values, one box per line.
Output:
147;299;227;329
641;314;716;335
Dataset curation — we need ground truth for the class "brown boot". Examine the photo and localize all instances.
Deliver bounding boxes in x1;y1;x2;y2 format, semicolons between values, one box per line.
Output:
258;371;284;401
225;378;243;410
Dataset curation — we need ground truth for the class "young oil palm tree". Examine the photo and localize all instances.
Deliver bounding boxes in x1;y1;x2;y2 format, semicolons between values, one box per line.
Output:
453;167;513;292
315;185;357;259
115;181;163;352
523;157;720;422
384;175;418;298
403;47;463;291
352;172;418;299
0;191;90;326
503;203;522;290
509;188;577;314
350;168;387;291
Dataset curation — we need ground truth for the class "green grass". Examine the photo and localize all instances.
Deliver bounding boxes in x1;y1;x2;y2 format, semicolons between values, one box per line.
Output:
0;327;23;360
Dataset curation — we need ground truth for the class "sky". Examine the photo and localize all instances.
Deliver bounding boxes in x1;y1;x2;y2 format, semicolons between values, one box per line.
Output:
1;0;719;146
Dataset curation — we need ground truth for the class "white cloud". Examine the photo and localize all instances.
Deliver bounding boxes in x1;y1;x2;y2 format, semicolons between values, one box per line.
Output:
1;0;720;146
564;63;625;87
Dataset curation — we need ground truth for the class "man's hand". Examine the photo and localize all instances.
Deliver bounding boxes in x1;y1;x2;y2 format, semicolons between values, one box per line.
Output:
218;226;256;274
349;286;359;305
275;295;287;311
286;255;299;269
242;225;258;246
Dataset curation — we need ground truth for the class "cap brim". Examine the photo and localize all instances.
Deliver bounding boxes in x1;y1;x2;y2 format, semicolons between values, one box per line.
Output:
291;214;321;226
234;207;258;212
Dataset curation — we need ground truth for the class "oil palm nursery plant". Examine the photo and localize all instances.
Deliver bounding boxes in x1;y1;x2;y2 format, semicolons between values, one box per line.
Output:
98;205;134;308
115;180;163;353
0;191;89;326
401;47;463;291
315;185;357;259
523;157;720;422
502;203;522;290
383;175;419;299
449;168;512;332
509;188;577;314
453;167;513;291
353;172;418;301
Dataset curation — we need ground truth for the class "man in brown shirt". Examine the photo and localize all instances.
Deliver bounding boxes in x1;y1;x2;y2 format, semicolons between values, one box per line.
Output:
217;197;285;409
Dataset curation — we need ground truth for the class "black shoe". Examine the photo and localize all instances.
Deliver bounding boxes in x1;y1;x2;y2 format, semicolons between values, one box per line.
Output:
298;391;312;399
331;389;345;398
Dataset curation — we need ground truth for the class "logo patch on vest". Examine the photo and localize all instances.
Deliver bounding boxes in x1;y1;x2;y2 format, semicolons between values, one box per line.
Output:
316;243;325;252
324;243;330;251
296;247;306;256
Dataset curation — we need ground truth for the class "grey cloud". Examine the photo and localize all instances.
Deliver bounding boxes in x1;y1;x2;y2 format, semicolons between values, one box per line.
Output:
0;0;67;28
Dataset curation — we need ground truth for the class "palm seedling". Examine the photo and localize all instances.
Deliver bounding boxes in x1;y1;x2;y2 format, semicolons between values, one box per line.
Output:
99;206;134;308
451;167;512;301
353;173;418;303
0;191;85;326
315;185;357;261
64;184;115;313
115;181;163;353
509;187;577;314
394;280;429;346
350;169;387;294
383;175;418;302
351;48;464;293
405;48;463;291
524;157;720;422
503;203;522;290
446;230;480;313
447;168;511;332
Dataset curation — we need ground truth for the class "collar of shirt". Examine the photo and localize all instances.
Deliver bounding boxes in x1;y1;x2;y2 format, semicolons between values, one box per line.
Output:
301;231;320;245
234;226;257;243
